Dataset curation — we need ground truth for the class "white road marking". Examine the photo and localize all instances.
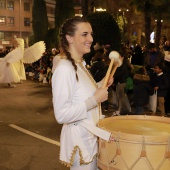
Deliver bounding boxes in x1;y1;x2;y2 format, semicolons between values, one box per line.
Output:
9;124;60;146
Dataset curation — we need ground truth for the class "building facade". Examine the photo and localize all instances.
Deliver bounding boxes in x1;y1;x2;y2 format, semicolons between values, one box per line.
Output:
0;0;82;49
45;0;55;29
0;0;33;49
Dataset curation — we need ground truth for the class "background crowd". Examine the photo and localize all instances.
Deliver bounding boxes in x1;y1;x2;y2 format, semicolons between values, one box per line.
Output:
0;38;170;116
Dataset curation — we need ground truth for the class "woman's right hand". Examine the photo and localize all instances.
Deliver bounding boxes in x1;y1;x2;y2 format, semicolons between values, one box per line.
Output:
94;87;108;103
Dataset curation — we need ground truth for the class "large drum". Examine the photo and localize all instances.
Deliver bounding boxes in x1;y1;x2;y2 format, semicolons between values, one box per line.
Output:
98;115;170;170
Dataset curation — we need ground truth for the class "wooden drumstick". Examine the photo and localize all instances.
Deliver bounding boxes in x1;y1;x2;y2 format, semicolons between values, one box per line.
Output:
110;59;122;78
110;63;118;78
102;51;119;88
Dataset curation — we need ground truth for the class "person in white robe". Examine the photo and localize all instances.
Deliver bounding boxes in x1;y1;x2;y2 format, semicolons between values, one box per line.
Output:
52;16;114;170
0;47;23;87
13;59;26;83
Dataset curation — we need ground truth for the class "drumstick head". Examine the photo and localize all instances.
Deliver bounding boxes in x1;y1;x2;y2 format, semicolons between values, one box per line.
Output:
109;51;120;60
113;59;122;67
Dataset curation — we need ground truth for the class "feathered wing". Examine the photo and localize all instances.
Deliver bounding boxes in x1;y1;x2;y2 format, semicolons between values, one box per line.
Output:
15;38;25;50
23;41;46;64
4;47;24;63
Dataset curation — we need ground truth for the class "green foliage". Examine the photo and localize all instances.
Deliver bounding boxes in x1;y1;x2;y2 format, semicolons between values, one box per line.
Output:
130;0;170;48
116;15;128;33
87;12;121;51
32;0;48;43
129;0;155;14
54;0;75;48
55;0;75;31
45;28;58;50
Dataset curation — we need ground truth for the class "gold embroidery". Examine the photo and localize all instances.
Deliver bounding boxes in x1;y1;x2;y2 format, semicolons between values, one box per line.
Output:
60;146;98;167
77;61;98;88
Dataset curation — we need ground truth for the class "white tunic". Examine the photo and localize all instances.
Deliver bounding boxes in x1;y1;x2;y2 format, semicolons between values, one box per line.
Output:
13;59;26;80
52;59;110;166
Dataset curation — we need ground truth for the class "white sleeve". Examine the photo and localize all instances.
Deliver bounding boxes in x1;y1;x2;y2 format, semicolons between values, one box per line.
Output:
52;63;87;124
85;96;98;111
97;79;104;88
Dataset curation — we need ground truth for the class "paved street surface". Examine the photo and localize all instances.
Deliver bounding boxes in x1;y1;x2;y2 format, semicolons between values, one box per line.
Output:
0;79;69;170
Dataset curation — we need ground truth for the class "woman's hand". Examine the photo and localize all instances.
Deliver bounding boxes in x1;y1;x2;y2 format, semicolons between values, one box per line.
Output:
107;77;114;87
100;76;114;88
94;87;108;103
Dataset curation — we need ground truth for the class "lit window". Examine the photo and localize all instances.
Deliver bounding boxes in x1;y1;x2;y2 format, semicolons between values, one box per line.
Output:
0;0;6;9
7;1;14;10
7;17;14;25
24;18;30;26
24;2;30;11
0;16;6;25
0;32;4;40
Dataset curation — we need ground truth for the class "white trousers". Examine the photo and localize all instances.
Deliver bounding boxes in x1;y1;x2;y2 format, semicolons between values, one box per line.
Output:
70;150;98;170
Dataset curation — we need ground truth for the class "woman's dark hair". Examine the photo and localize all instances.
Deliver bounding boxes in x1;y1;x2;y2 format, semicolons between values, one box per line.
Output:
59;16;89;80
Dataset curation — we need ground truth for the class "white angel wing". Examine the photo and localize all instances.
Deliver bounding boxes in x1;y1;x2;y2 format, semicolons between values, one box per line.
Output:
23;41;46;64
15;38;24;50
4;47;24;63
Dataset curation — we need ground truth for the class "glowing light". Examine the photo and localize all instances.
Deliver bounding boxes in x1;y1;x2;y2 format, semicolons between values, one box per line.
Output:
96;8;106;12
75;14;83;17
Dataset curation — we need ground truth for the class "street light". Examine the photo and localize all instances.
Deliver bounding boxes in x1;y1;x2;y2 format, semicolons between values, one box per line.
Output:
155;19;163;22
118;8;129;16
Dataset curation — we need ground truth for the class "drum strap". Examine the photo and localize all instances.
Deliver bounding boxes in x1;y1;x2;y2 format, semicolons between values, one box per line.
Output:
79;120;111;141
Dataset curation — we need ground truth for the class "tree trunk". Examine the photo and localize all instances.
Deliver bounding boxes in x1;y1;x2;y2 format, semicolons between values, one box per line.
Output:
32;0;48;43
144;13;151;50
155;19;162;49
82;0;88;17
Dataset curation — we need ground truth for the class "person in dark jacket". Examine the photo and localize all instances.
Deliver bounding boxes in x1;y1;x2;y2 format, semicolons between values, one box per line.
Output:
144;43;164;76
112;52;132;116
131;44;144;66
90;51;107;82
151;63;169;116
133;67;154;115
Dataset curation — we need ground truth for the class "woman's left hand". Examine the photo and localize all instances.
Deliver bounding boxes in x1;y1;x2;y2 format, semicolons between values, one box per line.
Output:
107;77;114;87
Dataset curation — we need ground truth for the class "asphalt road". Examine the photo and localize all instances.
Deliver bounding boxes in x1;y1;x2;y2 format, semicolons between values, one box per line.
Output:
0;79;69;170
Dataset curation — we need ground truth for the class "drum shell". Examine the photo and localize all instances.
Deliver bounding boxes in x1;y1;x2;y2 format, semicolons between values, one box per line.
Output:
98;115;170;170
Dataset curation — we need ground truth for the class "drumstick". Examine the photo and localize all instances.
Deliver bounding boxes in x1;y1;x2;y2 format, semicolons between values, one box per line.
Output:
110;59;122;77
110;63;118;78
102;51;119;88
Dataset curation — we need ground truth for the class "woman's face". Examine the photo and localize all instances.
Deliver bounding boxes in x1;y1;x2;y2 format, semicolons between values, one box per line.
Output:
67;22;93;57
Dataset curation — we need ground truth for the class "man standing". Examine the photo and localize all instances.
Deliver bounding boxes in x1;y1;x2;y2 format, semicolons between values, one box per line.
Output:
144;43;164;76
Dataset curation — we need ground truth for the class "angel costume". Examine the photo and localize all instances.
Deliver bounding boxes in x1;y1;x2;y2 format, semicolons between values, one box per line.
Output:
0;39;46;86
52;59;111;168
0;47;23;85
13;38;26;81
13;59;26;81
